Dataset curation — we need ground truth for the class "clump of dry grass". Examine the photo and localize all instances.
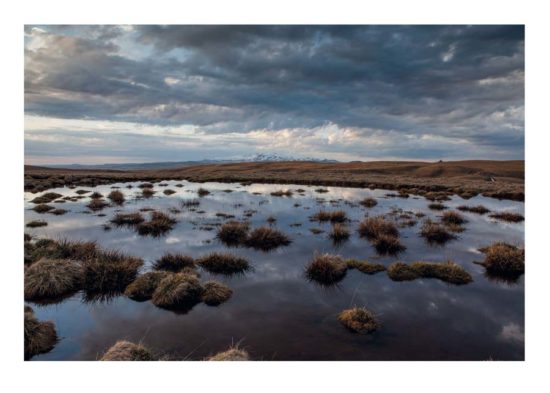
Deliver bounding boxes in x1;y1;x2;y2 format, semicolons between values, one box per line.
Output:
372;234;406;254
136;211;177;237
89;191;104;199
202;281;233;306
107;190;125;205
124;271;170;301
245;226;291;250
305;254;347;286
82;250;143;298
138;183;154;189
75;189;90;195
181;199;200;208
309;228;324;234
270;189;293;197
489;211;525;223
478;242;524;280
387;261;472;284
100;341;154;361
420;219;456;244
163;189;176;195
25;258;83;302
457;205;490;215
217;221;250;245
25;238;98;265
30;192;63;204
196;252;250;275
33;204;55;213
346;259;386;275
337;307;379;334
87;198;109;211
141;188;156;198
24;307;58;360
197;187;210;197
208;346;250;361
26;220;48;228
329;223;350;242
315;188;329;193
50;208;68;216
358;216;398;239
360;197;378;208
111;212;145;226
266;215;277;224
428;203;448;211
153;253;195;272
151;272;203;310
441;211;467;226
311;210;347;223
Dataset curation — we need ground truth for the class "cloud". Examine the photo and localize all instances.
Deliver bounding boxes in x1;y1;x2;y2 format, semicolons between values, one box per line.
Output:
24;25;524;163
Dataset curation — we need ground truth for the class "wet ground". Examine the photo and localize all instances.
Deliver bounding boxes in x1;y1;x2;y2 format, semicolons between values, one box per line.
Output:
24;180;524;360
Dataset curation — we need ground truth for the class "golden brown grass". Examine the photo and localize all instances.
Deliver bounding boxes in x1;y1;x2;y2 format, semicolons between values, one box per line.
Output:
478;242;524;280
196;252;250;275
311;210;347;223
457;205;490;214
420;219;456;244
245;226;291;250
100;340;154;361
441;211;468;225
107;190;125;205
151;273;204;309
346;259;386;275
208;346;250;361
305;254;347;286
360;197;378;208
329;223;350;242
111;212;145;226
387;261;472;284
489;212;525;223
124;271;171;301
217;221;250;245
337;307;379;334
30;192;63;204
201;281;233;306
153;253;195;272
87;198;109;211
136;211;177;237
24;307;58;359
197;187;210;197
25;258;83;302
358;216;398;239
141;188;156;198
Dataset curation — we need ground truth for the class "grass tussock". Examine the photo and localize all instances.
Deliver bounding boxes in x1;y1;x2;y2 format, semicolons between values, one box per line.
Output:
489;212;525;223
163;189;176;195
270;189;293;197
217;221;250;245
441;211;468;225
208;346;250;361
457;205;490;214
329;223;350;242
137;211;177;237
372;234;406;254
420;219;456;244
315;188;329;193
202;281;233;306
50;208;68;216
309;228;324;234
25;238;98;264
138;183;154;189
311;210;348;223
151;273;203;310
107;190;125;205
75;189;90;195
181;199;200;208
197;187;210;197
25;258;83;302
245;226;291;250
153;253;195;272
337;307;379;334
24;308;58;360
26;220;48;228
30;192;63;204
358;216;398;239
33;204;55;213
387;261;472;284
87;198;109;211
305;254;347;286
478;242;524;280
100;341;154;361
197;252;250;275
141;188;156;198
428;203;448;211
82;250;143;298
124;271;170;301
360;197;378;208
89;191;103;199
346;259;386;275
111;212;145;226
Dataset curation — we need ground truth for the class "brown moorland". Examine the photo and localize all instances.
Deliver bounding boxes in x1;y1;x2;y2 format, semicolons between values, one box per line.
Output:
24;160;524;201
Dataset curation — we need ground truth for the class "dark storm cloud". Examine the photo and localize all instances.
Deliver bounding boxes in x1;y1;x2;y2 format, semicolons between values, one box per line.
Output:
24;25;524;162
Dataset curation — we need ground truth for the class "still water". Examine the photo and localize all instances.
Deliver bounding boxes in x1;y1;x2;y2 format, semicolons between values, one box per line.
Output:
24;180;524;360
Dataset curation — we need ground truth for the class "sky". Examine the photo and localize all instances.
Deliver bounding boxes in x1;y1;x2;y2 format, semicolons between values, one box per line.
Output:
24;25;524;165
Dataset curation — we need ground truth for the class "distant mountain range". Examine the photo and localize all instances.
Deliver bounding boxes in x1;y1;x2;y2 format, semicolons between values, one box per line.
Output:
43;153;339;171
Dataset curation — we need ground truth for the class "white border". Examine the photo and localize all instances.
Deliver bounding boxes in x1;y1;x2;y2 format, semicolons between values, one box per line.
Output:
2;1;549;392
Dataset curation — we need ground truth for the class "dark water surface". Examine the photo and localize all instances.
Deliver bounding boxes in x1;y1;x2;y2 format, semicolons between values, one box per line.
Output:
24;181;524;360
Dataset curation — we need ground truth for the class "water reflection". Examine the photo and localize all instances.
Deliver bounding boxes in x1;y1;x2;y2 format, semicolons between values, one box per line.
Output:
24;180;524;360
